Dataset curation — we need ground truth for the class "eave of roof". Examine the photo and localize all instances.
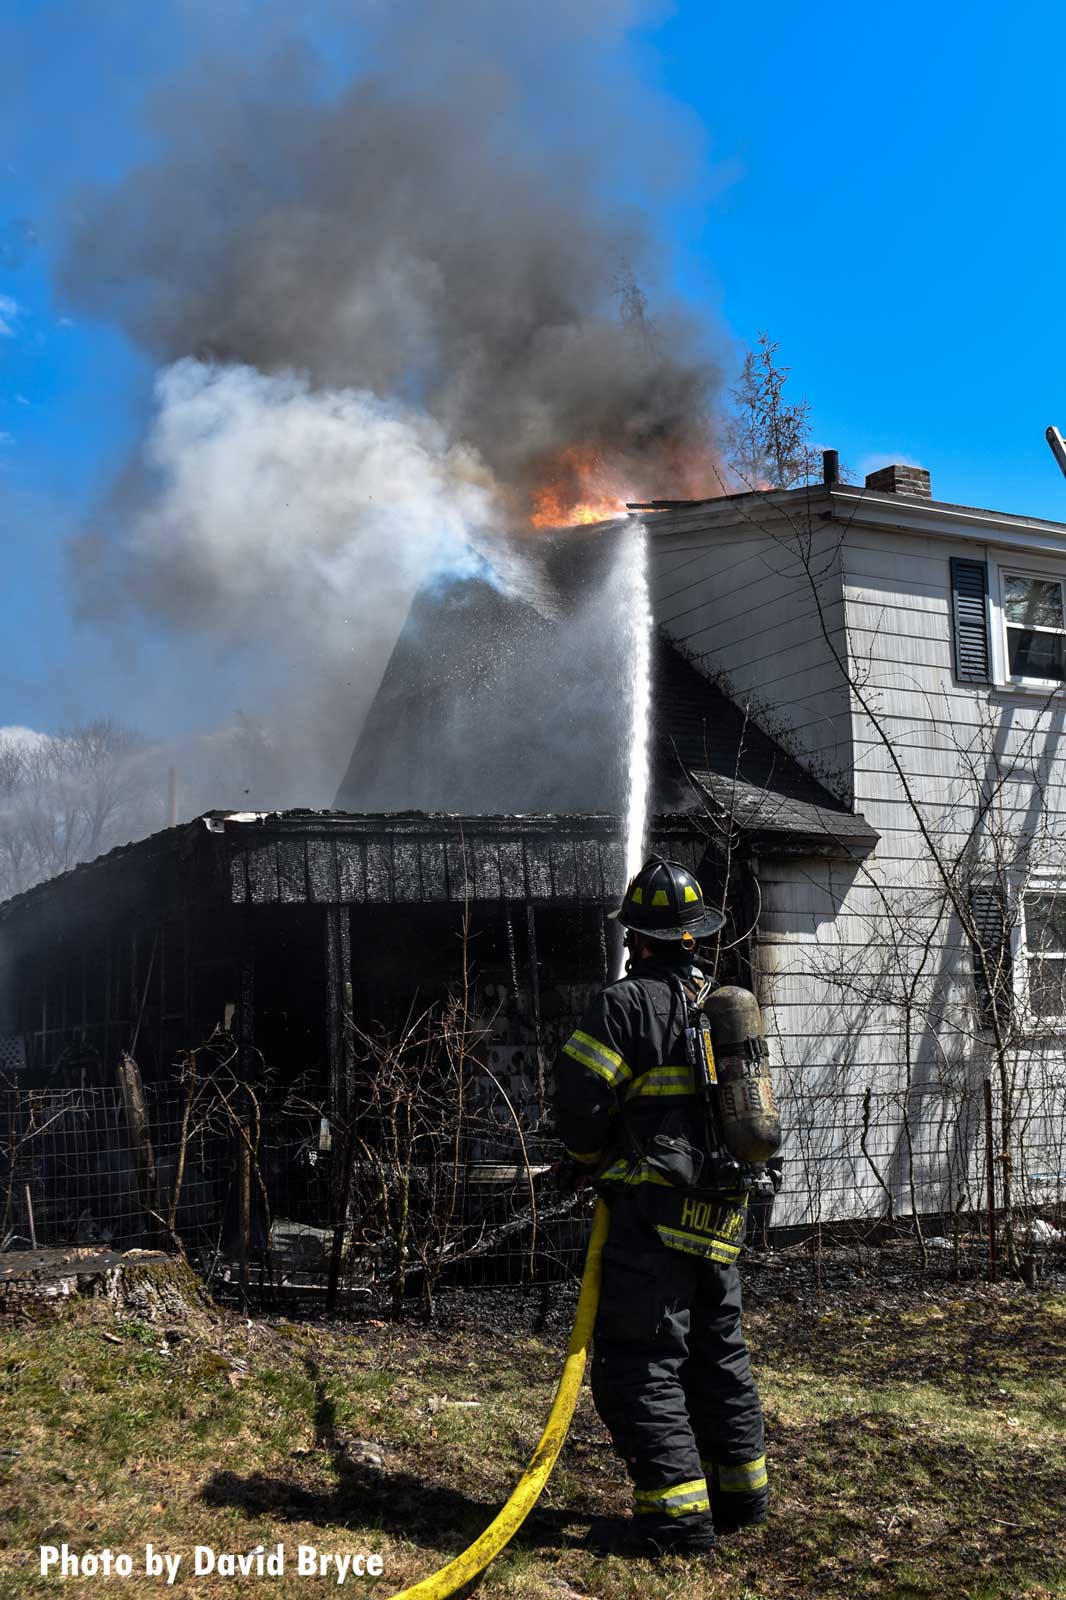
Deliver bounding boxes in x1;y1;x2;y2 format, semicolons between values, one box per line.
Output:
632;484;1066;554
686;770;879;857
828;486;1066;552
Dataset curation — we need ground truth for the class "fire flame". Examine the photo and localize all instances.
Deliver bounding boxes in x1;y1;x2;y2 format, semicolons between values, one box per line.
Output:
528;438;726;528
529;446;629;528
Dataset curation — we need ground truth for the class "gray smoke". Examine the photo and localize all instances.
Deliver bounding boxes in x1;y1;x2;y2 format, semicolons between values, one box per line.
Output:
336;521;641;815
60;0;723;810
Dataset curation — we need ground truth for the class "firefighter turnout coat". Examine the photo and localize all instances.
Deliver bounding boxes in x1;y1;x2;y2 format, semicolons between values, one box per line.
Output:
555;954;769;1540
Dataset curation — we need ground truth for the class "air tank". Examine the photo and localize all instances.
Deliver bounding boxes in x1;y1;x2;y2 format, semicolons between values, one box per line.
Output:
702;985;782;1165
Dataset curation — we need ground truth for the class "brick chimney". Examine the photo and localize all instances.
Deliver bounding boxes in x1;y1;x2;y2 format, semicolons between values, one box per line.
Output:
864;462;931;498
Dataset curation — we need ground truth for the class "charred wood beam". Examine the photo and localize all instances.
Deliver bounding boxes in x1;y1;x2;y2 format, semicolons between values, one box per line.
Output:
238;926;256;1081
104;934;112;1073
601;907;621;981
237;1118;252;1309
116;1051;159;1244
324;904;354;1125
324;903;356;1313
525;904;546;1116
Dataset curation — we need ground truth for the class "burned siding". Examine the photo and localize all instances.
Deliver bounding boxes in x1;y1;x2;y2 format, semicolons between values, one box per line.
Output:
220;815;637;908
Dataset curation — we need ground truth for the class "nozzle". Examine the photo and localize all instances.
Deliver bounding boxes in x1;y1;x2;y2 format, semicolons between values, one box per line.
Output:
1046;425;1066;481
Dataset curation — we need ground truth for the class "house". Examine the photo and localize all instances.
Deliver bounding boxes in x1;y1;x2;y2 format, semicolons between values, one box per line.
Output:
0;808;659;1264
0;514;880;1260
641;458;1066;1229
3;458;1063;1255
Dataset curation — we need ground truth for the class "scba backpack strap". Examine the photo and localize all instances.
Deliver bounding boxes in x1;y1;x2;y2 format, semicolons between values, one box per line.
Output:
627;971;740;1195
681;974;719;1099
609;971;716;1190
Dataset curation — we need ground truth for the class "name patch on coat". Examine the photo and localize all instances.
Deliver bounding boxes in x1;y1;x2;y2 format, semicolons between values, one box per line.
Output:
680;1196;745;1241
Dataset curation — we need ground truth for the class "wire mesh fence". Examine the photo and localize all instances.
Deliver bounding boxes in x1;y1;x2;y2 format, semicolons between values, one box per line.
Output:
0;1084;230;1257
3;1068;1066;1311
774;1080;1066;1276
0;1070;589;1311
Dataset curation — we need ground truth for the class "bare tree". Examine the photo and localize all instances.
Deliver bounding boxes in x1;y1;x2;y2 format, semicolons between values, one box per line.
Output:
0;719;158;901
723;333;815;490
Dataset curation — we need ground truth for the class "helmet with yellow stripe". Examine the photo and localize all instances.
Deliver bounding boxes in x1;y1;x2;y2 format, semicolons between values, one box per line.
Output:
610;856;725;940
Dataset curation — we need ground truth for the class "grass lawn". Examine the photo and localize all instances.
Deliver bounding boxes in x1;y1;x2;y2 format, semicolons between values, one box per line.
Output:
0;1272;1064;1599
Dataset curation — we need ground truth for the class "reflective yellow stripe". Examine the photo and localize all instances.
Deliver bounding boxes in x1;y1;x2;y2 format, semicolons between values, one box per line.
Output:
634;1476;710;1517
565;1147;602;1167
562;1030;632;1087
572;1030;626;1071
718;1455;768;1492
599;1159;674;1187
656;1225;740;1264
625;1065;694;1100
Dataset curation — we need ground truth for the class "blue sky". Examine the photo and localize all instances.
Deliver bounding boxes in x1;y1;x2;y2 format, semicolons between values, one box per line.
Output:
2;0;1064;737
658;0;1066;512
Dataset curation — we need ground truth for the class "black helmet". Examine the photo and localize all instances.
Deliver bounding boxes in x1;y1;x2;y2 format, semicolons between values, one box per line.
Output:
610;856;725;940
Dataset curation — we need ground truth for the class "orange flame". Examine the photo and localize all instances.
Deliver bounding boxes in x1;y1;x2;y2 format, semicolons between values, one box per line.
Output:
528;439;727;528
529;446;629;529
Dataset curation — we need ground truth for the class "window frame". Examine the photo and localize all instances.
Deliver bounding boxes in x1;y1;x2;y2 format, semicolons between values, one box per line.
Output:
989;553;1066;692
1012;881;1066;1035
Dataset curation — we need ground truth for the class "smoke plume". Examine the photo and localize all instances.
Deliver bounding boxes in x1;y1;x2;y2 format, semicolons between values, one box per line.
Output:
61;1;723;810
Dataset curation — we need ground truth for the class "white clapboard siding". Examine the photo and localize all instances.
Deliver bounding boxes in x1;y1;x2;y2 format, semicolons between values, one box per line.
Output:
649;503;1066;1224
648;517;854;797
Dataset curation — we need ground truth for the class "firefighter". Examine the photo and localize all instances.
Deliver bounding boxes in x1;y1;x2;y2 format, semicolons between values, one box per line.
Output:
555;857;770;1557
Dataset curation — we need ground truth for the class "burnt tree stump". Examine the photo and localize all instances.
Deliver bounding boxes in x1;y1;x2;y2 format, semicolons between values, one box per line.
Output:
0;1248;216;1325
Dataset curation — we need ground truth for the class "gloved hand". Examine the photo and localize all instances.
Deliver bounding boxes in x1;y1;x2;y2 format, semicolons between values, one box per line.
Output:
552;1155;590;1195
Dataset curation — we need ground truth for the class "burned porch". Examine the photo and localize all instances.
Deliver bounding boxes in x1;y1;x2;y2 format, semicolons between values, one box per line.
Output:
0;809;711;1294
0;631;878;1295
0;808;717;1097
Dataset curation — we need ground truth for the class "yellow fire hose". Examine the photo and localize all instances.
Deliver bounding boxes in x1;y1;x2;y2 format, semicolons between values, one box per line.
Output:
389;1196;610;1600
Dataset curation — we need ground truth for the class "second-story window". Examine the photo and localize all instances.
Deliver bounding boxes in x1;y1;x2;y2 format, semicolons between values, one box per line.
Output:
1002;571;1066;682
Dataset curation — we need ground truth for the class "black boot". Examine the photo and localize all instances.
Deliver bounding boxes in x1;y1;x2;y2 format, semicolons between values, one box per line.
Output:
712;1493;769;1535
585;1515;718;1558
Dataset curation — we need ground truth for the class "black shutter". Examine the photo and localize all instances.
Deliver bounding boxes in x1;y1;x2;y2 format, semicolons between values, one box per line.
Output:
950;558;991;683
969;885;1012;1028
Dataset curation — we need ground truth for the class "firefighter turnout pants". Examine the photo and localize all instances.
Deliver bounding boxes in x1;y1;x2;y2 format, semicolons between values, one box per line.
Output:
590;1189;768;1541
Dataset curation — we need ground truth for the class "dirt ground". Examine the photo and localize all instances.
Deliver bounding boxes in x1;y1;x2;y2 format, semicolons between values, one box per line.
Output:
0;1243;1064;1600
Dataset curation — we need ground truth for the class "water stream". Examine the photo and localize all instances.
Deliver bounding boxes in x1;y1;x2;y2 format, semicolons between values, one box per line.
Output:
617;518;652;975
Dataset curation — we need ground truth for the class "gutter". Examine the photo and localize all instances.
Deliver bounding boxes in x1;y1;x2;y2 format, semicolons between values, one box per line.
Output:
828;487;1066;555
636;484;1066;558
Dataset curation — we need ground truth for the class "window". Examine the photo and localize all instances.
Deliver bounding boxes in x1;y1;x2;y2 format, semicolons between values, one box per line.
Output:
1001;570;1066;684
1021;892;1066;1021
950;557;1066;689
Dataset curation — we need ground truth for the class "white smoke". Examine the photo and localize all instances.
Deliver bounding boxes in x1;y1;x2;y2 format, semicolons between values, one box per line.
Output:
102;358;512;801
136;358;501;619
